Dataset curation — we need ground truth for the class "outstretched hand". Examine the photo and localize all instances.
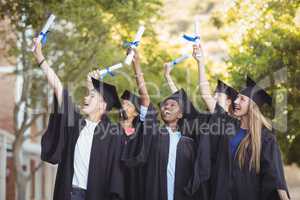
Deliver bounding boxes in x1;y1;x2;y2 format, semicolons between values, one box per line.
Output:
192;44;204;63
127;48;140;67
32;37;63;106
87;70;101;81
32;38;45;64
164;62;172;77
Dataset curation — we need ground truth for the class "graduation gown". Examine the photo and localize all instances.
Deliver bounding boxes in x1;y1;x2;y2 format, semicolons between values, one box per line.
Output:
41;89;125;200
121;105;197;200
208;104;289;200
120;119;145;200
182;113;211;200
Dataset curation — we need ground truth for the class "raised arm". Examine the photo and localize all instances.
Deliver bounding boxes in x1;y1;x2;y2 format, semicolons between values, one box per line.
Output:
130;49;150;107
32;39;63;106
193;44;216;113
164;63;178;93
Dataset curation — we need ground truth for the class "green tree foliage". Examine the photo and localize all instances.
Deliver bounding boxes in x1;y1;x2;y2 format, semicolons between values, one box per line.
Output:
0;1;170;199
0;0;172;108
215;0;300;164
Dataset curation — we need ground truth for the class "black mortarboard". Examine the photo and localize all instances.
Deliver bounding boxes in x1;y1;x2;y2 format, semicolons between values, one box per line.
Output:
91;77;121;111
214;79;238;102
240;76;272;108
159;89;199;119
246;75;256;87
121;90;140;113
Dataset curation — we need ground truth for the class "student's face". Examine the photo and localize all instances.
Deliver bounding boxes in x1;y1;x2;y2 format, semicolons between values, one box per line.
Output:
82;88;107;115
234;94;250;117
160;99;183;123
121;100;138;119
226;98;233;108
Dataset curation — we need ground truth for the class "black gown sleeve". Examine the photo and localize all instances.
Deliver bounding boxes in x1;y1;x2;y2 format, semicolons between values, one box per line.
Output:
109;126;126;200
121;104;159;167
260;129;290;200
184;113;211;198
41;89;81;164
185;103;240;198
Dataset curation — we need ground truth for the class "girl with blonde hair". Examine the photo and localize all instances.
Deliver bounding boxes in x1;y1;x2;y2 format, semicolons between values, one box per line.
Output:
189;44;289;200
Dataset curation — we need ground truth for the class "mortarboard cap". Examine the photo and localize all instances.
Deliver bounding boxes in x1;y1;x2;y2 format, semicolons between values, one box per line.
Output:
215;79;238;102
159;89;199;119
240;76;272;108
91;77;121;111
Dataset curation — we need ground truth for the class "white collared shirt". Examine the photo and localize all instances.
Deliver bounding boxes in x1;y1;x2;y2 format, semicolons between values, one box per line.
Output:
140;105;148;122
71;105;148;189
72;119;98;189
166;127;182;200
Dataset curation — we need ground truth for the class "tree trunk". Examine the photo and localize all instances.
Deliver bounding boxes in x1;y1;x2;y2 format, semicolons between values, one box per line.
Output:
16;174;28;200
13;132;28;200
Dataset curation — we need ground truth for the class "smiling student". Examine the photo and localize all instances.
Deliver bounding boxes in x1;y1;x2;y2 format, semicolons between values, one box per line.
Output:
178;44;235;198
119;90;147;200
188;43;289;200
32;39;125;200
122;82;207;200
88;48;150;200
207;76;290;200
119;49;150;200
229;76;289;200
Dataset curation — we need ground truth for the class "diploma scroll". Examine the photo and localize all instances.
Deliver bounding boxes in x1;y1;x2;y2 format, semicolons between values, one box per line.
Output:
124;26;145;65
98;63;123;79
32;14;56;51
168;54;191;68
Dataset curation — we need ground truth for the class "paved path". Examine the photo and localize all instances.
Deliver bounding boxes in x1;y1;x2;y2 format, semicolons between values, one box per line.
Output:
285;164;300;200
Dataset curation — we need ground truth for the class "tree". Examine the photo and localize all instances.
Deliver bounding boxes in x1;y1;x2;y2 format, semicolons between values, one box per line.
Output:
212;0;300;164
0;0;166;199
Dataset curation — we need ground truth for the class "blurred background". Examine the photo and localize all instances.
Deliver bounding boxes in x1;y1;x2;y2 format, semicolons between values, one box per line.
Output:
0;0;299;199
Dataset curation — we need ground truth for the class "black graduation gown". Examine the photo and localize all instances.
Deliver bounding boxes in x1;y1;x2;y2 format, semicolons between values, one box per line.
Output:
41;89;125;200
208;104;289;200
120;119;145;200
121;105;197;200
182;113;212;200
